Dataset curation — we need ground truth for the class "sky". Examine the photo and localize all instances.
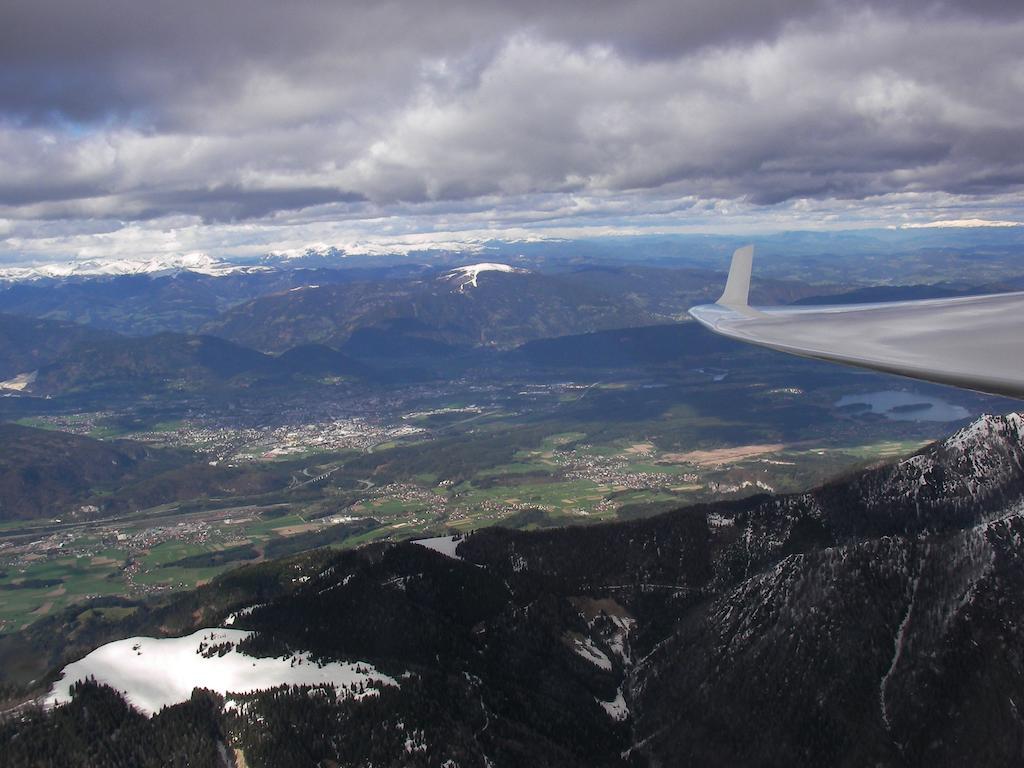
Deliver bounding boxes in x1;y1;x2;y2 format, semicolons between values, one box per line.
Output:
1;0;1023;264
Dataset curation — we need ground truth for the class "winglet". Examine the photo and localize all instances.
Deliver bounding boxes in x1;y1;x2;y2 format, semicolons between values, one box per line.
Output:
718;245;754;307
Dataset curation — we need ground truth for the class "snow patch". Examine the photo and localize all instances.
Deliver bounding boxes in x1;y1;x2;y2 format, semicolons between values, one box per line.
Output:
222;603;266;626
604;616;636;664
598;687;629;721
880;567;923;731
569;635;613;671
45;629;397;716
413;535;465;560
404;732;428;754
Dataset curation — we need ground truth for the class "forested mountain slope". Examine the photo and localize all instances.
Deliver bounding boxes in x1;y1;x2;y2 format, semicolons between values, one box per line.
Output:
5;414;1024;766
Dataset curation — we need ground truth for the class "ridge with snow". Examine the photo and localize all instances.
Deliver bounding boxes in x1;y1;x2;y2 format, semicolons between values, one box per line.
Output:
442;263;528;292
0;253;265;281
886;412;1024;506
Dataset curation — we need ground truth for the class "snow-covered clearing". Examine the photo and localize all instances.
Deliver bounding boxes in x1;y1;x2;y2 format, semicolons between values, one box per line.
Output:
413;535;464;560
222;604;266;626
598;687;629;721
45;628;397;716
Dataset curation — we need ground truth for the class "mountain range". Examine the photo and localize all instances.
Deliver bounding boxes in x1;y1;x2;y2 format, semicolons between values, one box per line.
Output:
4;413;1024;766
0;314;368;397
0;268;366;336
0;261;829;397
0;256;838;346
201;263;829;353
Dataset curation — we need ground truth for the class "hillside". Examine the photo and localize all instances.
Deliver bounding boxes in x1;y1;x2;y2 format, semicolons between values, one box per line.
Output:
5;414;1024;765
34;334;275;393
201;269;657;352
0;423;285;521
464;413;1024;766
0;314;115;381
201;265;832;353
0;424;186;521
510;321;746;369
0;323;367;397
0;268;404;336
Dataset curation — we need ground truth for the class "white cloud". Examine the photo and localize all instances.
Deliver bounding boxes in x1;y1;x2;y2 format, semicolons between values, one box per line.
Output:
0;2;1022;262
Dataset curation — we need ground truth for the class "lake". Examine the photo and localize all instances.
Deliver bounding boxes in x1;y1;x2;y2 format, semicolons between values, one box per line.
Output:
835;390;971;422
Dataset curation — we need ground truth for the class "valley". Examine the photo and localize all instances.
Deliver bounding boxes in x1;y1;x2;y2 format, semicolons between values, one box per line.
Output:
0;333;996;633
1;238;1023;766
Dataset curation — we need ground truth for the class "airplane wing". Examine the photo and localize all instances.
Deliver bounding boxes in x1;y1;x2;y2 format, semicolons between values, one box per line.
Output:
688;246;1024;399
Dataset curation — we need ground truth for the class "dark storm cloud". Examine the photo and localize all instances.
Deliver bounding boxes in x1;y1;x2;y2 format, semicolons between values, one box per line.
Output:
3;0;811;123
3;0;1018;124
0;0;1022;257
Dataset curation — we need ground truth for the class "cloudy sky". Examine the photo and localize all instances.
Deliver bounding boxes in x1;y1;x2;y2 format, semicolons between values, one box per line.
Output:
2;0;1022;263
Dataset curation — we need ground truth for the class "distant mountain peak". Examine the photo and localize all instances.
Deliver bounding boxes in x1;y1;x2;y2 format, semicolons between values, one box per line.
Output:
0;253;264;281
442;263;528;292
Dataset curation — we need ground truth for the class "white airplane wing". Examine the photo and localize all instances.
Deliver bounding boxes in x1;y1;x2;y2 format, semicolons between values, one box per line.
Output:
688;246;1024;399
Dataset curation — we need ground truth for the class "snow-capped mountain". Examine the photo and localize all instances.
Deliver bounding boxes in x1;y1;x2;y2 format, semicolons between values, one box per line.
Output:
888;412;1024;504
441;262;529;291
0;253;262;281
822;412;1024;538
